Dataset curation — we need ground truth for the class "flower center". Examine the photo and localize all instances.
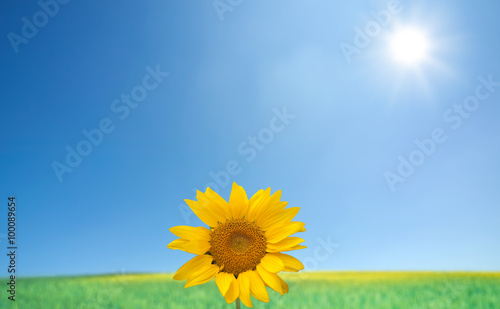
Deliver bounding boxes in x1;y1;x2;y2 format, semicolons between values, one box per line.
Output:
209;218;267;276
230;234;252;252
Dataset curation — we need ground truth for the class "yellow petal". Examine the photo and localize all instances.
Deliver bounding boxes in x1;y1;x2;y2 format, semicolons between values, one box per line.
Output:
184;264;219;288
272;253;304;272
167;238;188;250
246;270;270;303
256;264;283;296
196;188;229;221
259;191;284;216
228;182;249;219
260;254;284;273
278;275;289;294
185;199;220;227
286;245;307;251
267;237;305;252
248;188;265;206
172;255;213;280
169;226;210;241
253;192;284;226
258;207;300;231
215;272;235;296
237;270;253;308
167;238;210;255
224;275;239;304
266;221;306;244
247;188;271;222
204;187;230;215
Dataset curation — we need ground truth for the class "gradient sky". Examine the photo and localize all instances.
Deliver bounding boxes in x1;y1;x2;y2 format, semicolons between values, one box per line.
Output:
1;0;499;277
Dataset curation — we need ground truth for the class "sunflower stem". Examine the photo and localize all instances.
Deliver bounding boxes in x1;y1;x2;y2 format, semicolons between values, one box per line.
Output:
236;298;241;309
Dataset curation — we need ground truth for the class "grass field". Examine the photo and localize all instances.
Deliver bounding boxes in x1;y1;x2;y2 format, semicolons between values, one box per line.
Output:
4;272;500;308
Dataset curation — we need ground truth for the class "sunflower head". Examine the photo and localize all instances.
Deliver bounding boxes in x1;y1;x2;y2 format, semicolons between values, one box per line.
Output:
168;182;306;308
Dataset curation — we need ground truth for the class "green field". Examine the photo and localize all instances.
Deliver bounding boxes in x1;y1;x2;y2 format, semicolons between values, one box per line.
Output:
3;272;500;308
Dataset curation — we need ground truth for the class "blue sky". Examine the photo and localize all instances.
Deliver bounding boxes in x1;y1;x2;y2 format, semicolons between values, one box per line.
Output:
1;0;499;277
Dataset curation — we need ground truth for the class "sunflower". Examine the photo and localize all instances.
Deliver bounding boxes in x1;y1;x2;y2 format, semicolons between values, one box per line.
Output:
168;182;306;308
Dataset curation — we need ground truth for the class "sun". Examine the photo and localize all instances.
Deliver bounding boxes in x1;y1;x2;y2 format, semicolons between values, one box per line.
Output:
389;28;430;65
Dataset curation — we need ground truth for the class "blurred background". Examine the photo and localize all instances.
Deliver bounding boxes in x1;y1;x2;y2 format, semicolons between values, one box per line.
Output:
1;0;499;278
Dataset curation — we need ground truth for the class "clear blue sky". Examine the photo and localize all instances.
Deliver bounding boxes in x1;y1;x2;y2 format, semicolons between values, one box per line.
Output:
1;0;499;277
